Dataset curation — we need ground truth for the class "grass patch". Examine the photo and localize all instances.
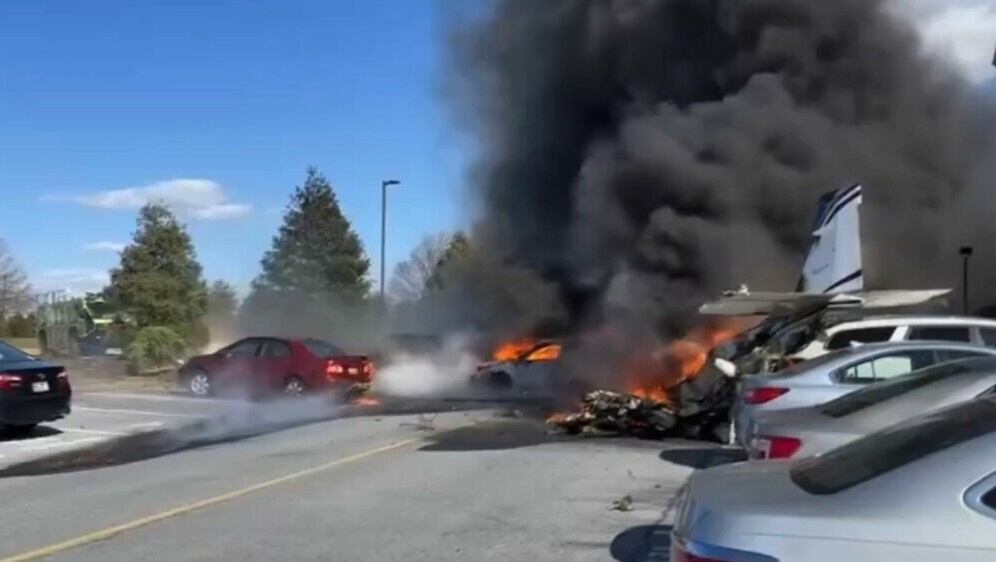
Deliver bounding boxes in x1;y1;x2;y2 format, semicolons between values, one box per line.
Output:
3;337;39;353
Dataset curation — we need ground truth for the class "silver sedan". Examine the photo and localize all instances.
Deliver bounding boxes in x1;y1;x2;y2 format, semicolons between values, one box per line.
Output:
745;356;996;459
673;396;996;562
731;340;996;446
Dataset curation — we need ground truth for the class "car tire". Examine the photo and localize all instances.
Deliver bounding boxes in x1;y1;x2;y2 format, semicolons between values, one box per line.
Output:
283;376;307;397
187;370;212;397
4;424;37;438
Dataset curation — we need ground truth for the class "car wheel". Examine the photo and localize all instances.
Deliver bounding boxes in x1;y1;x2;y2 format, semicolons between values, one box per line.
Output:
4;424;37;438
283;376;307;397
188;370;212;397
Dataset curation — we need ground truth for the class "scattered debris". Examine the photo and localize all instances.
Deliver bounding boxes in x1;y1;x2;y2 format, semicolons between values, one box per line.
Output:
548;391;677;438
401;413;438;432
345;382;371;400
610;495;634;512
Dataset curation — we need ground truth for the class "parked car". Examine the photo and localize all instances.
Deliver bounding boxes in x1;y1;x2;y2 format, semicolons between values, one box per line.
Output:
177;337;373;399
673;396;996;562
0;340;71;435
791;314;996;361
746;356;996;459
731;340;996;446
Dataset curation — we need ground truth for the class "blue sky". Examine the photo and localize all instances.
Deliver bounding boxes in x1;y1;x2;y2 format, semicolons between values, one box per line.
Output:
0;0;992;297
0;0;470;295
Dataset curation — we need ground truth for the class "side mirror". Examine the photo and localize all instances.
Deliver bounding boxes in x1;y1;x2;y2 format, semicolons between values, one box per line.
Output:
829;370;844;384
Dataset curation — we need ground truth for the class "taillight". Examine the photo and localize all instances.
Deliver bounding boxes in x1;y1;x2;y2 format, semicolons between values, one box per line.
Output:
755;435;803;459
672;536;778;561
57;371;70;389
745;386;789;405
0;373;22;390
326;361;344;377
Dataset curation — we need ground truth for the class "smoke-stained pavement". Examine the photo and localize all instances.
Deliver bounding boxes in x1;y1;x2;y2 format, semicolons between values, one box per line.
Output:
0;406;702;562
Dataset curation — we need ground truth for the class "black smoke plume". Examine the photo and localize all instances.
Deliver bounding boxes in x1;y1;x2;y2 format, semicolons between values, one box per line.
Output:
449;0;996;338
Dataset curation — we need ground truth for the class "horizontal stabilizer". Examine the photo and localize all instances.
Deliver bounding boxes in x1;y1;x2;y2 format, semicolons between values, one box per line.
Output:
699;289;952;317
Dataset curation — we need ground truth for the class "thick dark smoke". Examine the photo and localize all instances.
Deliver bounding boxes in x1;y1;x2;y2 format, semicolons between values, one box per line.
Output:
450;0;996;338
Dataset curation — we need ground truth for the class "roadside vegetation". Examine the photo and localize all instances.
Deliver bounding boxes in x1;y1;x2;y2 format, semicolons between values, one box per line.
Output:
2;165;545;374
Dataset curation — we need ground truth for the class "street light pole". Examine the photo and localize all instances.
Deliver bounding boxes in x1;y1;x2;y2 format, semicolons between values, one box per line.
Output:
380;179;401;303
961;246;974;315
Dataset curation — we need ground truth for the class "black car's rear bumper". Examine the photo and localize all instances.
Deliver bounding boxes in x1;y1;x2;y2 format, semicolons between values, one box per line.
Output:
0;393;71;426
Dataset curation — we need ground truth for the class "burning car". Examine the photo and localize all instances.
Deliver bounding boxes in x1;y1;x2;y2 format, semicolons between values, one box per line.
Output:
471;338;587;396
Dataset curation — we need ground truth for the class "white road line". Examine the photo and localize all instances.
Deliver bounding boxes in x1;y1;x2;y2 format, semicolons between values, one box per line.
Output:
21;437;103;452
73;406;201;419
57;427;127;436
124;422;164;431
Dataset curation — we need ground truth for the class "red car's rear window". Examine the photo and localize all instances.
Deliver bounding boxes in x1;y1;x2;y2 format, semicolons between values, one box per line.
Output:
302;338;347;358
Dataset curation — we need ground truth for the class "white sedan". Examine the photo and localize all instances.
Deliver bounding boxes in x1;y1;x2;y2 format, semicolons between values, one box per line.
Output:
673;396;996;561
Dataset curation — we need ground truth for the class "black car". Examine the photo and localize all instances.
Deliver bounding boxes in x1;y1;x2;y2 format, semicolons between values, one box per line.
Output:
0;341;71;435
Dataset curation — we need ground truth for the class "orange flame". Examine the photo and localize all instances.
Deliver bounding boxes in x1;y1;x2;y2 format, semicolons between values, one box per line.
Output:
493;339;538;361
626;318;759;404
525;343;562;362
354;396;381;407
546;412;570;424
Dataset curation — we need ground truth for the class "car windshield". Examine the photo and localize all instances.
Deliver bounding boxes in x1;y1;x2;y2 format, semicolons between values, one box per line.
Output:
303;339;346;358
820;359;977;418
0;341;37;363
792;397;996;495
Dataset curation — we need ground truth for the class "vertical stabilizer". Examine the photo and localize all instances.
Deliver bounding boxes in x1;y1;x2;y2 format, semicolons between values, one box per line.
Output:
798;183;863;294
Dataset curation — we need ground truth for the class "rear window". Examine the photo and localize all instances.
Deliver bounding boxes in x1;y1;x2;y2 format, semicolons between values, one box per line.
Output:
821;360;974;418
792;397;996;495
908;326;972;343
0;341;36;363
980;329;996;347
303;339;346;358
825;327;895;350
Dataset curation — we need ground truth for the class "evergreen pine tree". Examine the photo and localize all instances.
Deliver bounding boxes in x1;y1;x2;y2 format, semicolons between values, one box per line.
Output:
241;168;373;344
109;203;208;338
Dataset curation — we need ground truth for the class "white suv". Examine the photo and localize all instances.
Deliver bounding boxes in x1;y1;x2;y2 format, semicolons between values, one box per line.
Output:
792;316;996;361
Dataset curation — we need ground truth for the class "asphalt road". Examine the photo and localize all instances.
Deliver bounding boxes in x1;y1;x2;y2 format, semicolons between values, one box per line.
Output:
0;391;224;469
0;400;717;562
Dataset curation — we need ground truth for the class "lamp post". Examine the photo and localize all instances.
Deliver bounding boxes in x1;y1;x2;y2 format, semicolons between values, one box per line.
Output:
380;179;401;303
961;246;974;315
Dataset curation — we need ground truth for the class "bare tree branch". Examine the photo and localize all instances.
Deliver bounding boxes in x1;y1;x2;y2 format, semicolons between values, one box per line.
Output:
389;233;453;302
0;239;32;318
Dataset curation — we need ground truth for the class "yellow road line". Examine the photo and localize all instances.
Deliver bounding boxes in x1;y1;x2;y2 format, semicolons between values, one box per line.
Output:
0;438;419;562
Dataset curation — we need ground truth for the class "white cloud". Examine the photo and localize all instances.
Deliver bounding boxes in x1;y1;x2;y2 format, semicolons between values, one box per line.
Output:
47;179;252;221
32;269;109;295
83;241;126;253
896;0;996;83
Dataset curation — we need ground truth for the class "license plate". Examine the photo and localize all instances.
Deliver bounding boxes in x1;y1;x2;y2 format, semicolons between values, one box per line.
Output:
348;367;358;374
32;381;50;393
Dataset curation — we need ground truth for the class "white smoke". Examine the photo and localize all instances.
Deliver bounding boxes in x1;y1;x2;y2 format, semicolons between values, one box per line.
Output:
372;334;483;398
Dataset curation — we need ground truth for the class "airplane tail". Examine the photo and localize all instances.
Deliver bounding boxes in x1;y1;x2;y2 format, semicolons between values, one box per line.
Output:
797;183;863;294
700;182;949;316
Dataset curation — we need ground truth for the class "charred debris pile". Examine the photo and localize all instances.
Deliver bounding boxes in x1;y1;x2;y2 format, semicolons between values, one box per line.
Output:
546;354;737;442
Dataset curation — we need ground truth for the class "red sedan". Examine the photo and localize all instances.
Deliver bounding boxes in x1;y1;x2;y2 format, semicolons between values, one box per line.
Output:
178;337;373;399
